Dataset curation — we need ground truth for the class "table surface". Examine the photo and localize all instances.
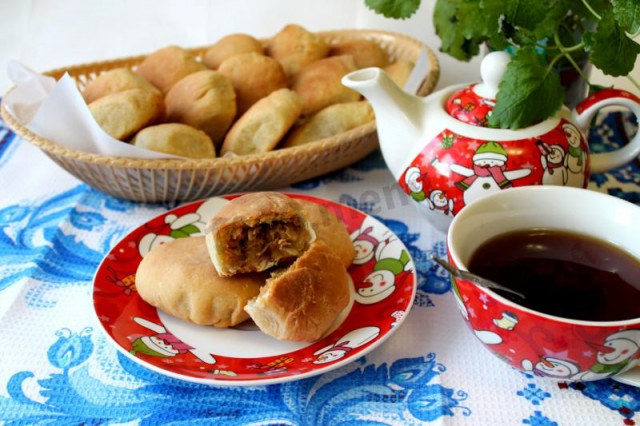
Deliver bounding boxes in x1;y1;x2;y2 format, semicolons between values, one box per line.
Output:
1;103;640;424
2;2;640;424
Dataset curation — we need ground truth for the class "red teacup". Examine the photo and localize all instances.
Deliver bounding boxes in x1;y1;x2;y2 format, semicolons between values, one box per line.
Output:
447;186;640;382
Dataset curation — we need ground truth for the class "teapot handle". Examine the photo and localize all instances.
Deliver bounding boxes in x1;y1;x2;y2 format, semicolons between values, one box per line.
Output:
572;88;640;174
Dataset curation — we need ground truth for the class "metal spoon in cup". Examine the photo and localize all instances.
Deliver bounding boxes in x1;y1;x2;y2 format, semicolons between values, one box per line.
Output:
430;254;526;301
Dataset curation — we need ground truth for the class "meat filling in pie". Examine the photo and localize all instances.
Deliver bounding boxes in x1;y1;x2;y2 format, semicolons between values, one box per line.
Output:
218;217;311;273
206;192;315;276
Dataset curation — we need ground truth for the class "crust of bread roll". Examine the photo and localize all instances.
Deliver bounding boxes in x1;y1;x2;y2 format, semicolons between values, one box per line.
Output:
245;241;351;342
292;55;360;116
206;192;315;276
88;88;163;140
136;45;207;93
203;33;264;69
384;60;415;88
282;101;374;147
132;123;216;158
266;24;329;78
220;88;301;156
82;68;161;103
330;39;390;69
297;200;355;268
135;237;266;327
218;52;288;115
165;70;237;147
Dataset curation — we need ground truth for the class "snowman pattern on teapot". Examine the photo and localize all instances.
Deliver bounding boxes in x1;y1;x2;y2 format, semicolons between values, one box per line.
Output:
449;141;532;207
398;119;589;218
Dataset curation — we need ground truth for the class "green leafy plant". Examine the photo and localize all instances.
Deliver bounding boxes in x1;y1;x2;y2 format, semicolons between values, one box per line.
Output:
365;0;640;129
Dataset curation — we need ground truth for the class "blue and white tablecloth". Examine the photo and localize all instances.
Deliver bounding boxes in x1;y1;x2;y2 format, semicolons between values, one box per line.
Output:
1;110;639;425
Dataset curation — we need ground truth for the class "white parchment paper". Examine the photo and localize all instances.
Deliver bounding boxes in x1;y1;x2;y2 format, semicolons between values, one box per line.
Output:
4;61;180;159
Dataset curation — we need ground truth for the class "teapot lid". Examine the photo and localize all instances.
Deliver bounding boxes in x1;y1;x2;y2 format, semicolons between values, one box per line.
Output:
445;51;510;127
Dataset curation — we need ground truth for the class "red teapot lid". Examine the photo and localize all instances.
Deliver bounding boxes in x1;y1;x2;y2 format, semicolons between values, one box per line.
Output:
445;52;510;127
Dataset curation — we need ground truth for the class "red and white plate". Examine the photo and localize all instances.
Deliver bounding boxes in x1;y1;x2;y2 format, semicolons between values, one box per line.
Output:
93;193;417;386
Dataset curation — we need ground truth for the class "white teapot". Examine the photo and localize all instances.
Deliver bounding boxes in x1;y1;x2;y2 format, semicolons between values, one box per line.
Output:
342;52;640;232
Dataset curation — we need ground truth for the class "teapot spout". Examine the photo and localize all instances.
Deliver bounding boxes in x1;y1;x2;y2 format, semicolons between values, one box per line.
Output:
342;68;425;175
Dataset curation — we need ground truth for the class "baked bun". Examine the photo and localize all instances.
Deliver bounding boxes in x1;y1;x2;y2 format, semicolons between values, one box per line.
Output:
203;33;264;69
205;192;315;276
245;241;351;342
267;24;329;78
384;60;415;88
218;52;288;115
132;123;216;158
89;88;163;140
292;55;360;116
220;88;302;156
136;45;207;93
82;68;160;103
165;70;237;147
330;39;390;69
283;101;374;147
297;200;355;268
135;237;266;327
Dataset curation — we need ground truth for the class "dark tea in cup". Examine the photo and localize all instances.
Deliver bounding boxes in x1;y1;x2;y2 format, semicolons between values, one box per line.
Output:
467;228;640;322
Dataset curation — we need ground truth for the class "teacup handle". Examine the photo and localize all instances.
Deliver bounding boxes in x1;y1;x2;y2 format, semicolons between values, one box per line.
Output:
572;88;640;173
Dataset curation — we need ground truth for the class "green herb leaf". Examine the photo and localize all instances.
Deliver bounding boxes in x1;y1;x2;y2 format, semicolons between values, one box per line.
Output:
434;0;479;60
456;1;498;39
456;2;487;39
590;0;618;18
505;0;558;32
479;0;510;50
583;10;640;77
533;2;570;41
567;0;607;20
489;46;564;129
434;0;499;61
364;0;421;19
612;0;640;34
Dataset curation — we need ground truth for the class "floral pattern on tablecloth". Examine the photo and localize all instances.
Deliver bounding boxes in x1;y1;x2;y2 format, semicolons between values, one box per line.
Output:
0;110;639;425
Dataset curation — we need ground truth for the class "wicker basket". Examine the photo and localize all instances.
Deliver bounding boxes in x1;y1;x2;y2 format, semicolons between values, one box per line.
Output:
1;29;439;202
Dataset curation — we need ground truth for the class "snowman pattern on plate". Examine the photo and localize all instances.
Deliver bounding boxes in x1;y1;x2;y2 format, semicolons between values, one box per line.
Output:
247;356;295;376
138;198;227;257
350;223;413;305
105;266;137;296
129;317;217;365
94;194;417;383
312;326;381;364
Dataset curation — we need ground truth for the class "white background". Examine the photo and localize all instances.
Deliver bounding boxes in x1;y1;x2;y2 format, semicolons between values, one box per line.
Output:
1;0;638;95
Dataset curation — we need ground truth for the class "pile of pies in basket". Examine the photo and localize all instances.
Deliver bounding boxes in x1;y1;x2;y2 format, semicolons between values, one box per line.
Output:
82;24;415;158
135;192;356;342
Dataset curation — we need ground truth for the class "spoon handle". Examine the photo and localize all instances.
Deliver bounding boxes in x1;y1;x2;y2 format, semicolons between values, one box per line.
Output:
430;255;526;300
